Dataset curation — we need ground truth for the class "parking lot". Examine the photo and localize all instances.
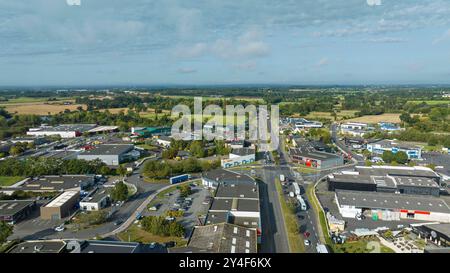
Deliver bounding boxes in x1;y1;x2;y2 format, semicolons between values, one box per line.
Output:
144;183;212;236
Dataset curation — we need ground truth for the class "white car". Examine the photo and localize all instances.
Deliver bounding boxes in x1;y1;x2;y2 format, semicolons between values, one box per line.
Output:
304;240;310;246
55;225;65;232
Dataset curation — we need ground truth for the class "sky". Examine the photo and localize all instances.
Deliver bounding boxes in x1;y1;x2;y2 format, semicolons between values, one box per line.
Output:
1;0;450;86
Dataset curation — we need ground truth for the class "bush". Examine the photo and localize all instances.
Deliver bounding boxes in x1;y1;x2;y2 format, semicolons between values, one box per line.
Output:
141;216;185;237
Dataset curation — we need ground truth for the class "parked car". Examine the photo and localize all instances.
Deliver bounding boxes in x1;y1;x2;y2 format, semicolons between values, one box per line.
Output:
304;240;311;246
149;242;157;249
55;225;65;232
114;220;123;226
303;231;310;238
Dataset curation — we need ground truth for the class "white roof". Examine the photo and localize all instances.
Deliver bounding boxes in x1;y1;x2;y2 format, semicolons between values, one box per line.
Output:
45;191;78;208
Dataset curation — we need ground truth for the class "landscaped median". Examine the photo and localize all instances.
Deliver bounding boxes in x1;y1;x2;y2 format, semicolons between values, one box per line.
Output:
274;178;305;253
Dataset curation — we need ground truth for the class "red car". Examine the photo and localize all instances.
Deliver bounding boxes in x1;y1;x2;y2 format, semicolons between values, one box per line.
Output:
303;231;310;238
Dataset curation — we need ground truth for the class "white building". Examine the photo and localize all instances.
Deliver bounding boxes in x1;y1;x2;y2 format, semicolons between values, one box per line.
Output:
340;122;371;137
221;148;255;169
79;188;109;211
27;124;97;138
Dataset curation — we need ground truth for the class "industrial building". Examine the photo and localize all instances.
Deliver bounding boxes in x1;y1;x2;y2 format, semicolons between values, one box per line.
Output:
7;240;67;253
155;136;172;147
0;200;36;224
290;147;343;169
328;169;441;197
340;122;372;137
412;223;450;247
27;124;97;138
2;175;95;193
221;148;255;169
378;122;402;132
201;169;254;189
78;144;136;166
335;190;450;223
174;223;257;253
131;126;171;138
40;191;80;220
79;187;110;211
367;139;422;159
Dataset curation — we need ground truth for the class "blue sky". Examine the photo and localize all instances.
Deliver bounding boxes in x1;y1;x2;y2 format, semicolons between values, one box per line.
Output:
1;0;450;86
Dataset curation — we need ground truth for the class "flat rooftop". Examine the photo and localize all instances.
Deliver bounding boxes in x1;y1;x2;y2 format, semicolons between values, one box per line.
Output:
205;211;229;225
0;200;35;216
209;198;260;212
423;223;450;237
229;216;260;229
81;188;109;203
290;147;342;160
45;191;79;208
394;176;439;188
188;223;257;253
202;169;254;184
356;166;439;179
31;124;96;132
230;148;255;157
11;175;94;192
79;144;134;156
336;190;450;214
8;240;66;253
215;180;259;199
369;139;420;150
79;240;140;253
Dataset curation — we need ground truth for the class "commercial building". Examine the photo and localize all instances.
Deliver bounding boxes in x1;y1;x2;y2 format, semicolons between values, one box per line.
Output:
181;223;258;253
86;126;119;134
40;190;80;220
27;124;97;138
328;168;441;197
413;223;450;247
290;147;343;169
7;240;67;253
221;148;255;168
367;139;422;160
6;137;49;145
131;126;171;138
335;190;450;223
3;175;95;193
201;169;254;189
292;118;323;129
378;122;402;132
79;187;110;211
78;144;136;166
340;122;372;137
155;136;172;147
0;200;36;224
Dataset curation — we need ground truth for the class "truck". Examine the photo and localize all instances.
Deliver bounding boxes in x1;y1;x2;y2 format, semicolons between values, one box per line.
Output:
293;182;301;196
279;174;285;182
169;174;191;184
297;195;307;211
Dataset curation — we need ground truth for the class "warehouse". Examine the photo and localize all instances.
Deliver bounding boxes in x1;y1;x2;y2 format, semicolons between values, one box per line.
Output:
202;169;254;189
27;124;97;138
78;144;136;166
367;139;422;159
413;223;450;247
3;175;95;193
79;187;110;211
356;165;441;184
290;147;343;169
181;223;257;253
221;148;255;169
0;200;36;224
328;170;441;196
40;191;80;220
335;190;450;223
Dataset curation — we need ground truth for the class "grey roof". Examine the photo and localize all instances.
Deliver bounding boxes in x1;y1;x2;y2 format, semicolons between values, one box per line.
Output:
394;176;439;188
209;198;260;212
290;147;342;160
187;223;257;253
369;139;420;150
0;200;35;217
424;247;450;253
229;216;260;229
423;223;450;237
202;169;254;184
34;124;96;132
79;144;134;156
80;188;109;203
78;240;140;253
10;175;94;192
215;180;259;199
336;190;450;214
7;240;66;253
205;211;229;225
356;166;439;179
230;147;255;157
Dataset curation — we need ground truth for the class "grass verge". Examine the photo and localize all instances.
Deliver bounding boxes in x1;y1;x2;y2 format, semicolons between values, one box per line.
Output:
274;178;305;253
0;176;25;187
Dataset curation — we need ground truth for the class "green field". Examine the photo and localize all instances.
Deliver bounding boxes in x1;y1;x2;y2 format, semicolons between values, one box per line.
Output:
118;224;187;246
0;176;25;186
0;97;73;105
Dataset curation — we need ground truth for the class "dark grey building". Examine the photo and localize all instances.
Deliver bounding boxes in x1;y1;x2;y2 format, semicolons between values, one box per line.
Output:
0;200;36;224
78;144;135;166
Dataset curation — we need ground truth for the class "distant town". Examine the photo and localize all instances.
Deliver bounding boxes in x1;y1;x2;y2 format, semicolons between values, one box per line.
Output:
0;87;449;254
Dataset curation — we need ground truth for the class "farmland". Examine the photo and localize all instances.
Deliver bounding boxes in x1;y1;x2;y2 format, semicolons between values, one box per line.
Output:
344;113;401;123
1;102;86;115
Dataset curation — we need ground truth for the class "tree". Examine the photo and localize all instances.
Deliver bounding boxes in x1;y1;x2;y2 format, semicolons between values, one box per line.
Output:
117;164;128;177
382;151;394;163
0;221;13;244
9;145;24;156
179;185;192;198
111;181;129;202
394;151;408;165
